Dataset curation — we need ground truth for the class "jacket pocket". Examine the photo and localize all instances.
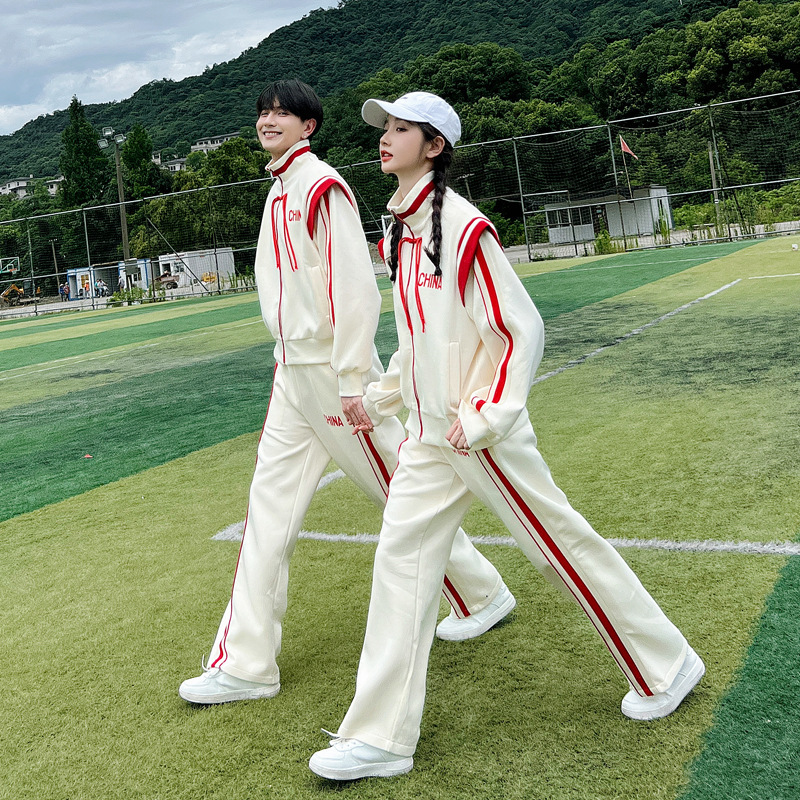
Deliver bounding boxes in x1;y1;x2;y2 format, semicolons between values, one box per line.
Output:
307;264;331;331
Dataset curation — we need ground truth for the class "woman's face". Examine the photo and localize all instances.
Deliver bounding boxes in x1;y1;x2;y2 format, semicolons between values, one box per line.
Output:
378;116;433;179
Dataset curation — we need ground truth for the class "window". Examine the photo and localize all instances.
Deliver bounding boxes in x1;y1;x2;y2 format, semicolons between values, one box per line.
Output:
547;207;591;227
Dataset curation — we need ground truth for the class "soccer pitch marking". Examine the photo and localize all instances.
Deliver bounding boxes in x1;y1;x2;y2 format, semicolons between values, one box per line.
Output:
215;280;757;553
748;272;800;279
0;319;263;382
531;279;740;386
213;469;800;556
214;521;800;556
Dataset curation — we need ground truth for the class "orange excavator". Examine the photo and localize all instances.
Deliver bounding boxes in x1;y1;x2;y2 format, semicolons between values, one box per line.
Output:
0;283;40;306
0;283;25;306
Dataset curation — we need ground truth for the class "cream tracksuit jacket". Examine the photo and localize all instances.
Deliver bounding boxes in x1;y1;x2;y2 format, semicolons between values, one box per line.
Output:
363;172;545;449
255;139;379;396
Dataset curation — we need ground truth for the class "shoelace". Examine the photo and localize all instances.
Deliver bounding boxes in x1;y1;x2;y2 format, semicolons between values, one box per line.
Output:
200;654;220;675
320;728;358;750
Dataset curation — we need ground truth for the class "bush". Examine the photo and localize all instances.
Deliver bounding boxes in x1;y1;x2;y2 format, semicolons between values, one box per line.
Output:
110;286;145;306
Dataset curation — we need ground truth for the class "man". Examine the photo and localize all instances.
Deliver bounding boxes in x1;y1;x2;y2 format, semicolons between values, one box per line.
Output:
179;80;515;705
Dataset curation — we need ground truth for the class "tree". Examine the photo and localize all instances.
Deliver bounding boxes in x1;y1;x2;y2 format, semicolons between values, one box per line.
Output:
404;42;531;105
121;123;153;172
173;140;192;158
121;123;173;199
59;97;110;208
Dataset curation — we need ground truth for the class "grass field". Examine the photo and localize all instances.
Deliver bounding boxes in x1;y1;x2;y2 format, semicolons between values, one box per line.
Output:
2;238;799;799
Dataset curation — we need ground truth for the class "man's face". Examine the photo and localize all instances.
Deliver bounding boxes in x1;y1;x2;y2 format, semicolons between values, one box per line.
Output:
256;101;316;159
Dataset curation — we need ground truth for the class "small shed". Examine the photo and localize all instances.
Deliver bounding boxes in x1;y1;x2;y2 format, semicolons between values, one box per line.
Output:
544;185;673;244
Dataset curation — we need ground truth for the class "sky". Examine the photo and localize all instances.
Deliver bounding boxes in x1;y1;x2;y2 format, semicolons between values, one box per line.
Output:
0;0;336;136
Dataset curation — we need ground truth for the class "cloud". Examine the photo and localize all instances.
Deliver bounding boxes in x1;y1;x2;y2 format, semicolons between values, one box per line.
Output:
0;1;333;135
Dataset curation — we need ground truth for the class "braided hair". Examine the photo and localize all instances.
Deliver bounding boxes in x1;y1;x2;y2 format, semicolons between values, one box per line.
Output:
386;122;454;281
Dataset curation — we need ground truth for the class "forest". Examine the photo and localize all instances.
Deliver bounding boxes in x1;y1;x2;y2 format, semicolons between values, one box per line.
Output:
3;0;800;287
0;0;776;182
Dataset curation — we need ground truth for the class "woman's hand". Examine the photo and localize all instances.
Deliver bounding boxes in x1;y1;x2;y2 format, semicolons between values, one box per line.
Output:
445;419;469;450
341;396;374;434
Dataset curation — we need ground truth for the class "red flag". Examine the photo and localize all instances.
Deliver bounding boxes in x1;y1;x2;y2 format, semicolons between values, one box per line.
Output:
619;135;639;160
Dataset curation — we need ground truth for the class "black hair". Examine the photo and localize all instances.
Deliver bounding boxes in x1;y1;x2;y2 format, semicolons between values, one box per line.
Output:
256;79;323;138
387;121;453;281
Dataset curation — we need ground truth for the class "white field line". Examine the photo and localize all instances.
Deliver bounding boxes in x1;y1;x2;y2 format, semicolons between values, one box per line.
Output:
0;319;263;382
213;470;346;541
213;470;799;556
213;525;800;556
748;272;800;279
531;279;741;386
216;280;759;550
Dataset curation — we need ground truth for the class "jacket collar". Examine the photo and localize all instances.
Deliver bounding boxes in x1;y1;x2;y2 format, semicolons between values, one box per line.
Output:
387;171;435;230
267;140;312;177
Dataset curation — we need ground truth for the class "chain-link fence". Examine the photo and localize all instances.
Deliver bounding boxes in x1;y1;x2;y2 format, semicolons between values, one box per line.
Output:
4;89;800;319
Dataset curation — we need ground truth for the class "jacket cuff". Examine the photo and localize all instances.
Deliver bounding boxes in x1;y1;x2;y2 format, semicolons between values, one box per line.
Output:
361;394;386;427
458;399;492;449
338;370;365;397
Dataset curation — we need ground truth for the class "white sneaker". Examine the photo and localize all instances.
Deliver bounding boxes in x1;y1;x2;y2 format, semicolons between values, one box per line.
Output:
309;737;413;780
178;666;279;704
436;582;516;641
621;646;705;720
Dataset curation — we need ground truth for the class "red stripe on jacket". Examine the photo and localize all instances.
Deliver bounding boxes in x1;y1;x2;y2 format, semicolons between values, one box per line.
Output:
473;242;513;410
457;220;500;304
306;177;355;238
397;181;434;219
270;142;311;176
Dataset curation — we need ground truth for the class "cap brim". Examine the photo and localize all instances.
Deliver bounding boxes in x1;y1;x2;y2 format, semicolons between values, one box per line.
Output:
361;98;429;129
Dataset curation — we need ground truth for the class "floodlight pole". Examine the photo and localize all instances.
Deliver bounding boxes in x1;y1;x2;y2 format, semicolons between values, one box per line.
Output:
49;238;60;285
98;128;131;262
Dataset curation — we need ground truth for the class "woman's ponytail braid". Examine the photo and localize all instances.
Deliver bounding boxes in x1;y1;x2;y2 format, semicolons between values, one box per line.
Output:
387;214;403;282
387;121;454;282
418;122;453;277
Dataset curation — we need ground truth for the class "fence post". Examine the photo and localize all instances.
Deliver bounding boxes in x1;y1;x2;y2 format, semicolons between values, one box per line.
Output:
26;222;39;315
206;187;222;295
511;137;533;262
707;103;731;241
606;123;630;251
82;208;92;275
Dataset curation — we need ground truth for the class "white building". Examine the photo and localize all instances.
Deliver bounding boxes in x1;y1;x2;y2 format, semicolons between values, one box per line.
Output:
45;176;64;196
0;174;63;198
152;152;187;172
544;185;673;244
156;247;236;291
0;176;33;198
190;132;241;154
162;158;187;173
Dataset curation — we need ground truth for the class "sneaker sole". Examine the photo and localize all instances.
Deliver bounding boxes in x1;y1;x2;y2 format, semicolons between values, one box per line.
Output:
179;683;280;704
621;654;705;720
435;593;517;642
309;756;413;780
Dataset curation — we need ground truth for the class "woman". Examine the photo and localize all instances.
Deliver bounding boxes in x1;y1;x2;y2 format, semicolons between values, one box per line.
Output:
309;92;704;781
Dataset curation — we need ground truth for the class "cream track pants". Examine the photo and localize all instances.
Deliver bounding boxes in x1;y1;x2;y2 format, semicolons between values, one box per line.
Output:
207;361;503;684
336;425;688;756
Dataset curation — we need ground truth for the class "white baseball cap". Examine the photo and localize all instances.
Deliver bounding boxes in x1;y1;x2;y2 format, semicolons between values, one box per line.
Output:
361;91;461;147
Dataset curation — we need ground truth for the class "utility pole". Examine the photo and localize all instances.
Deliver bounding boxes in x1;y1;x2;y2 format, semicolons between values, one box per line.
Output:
97;127;131;261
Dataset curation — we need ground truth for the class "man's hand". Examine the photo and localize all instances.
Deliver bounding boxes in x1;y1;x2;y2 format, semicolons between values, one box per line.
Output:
445;419;469;450
341;395;374;434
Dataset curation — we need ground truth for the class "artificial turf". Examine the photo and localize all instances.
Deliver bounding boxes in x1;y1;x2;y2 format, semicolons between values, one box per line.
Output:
2;242;761;522
2;238;798;798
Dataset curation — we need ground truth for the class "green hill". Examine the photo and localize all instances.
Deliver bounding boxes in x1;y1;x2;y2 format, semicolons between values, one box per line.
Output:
0;0;747;182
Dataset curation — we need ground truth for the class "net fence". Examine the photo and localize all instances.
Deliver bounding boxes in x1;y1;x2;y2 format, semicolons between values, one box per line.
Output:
4;89;800;318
